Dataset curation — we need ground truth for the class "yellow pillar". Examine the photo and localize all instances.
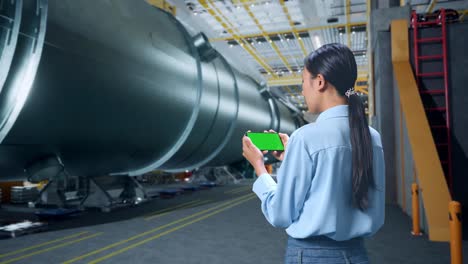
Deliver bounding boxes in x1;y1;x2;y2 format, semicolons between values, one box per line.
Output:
449;201;463;264
411;183;423;236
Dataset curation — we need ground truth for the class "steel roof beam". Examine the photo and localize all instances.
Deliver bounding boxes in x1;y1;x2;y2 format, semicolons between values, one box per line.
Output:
209;23;367;42
240;0;293;73
279;0;308;57
199;0;277;76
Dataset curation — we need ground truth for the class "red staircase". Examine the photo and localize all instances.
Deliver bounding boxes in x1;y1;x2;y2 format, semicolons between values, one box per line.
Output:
411;9;452;194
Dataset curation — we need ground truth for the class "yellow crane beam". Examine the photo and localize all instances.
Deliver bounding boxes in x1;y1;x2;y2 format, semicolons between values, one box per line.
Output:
209;23;367;42
146;0;176;15
279;0;308;57
346;0;352;48
355;87;368;95
284;86;303;107
459;10;467;22
426;0;438;13
267;74;368;87
366;0;374;118
267;75;302;87
356;75;369;95
199;0;277;76
240;0;293;72
263;55;304;62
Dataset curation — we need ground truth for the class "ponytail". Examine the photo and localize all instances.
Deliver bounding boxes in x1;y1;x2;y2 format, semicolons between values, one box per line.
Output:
304;43;374;211
348;92;374;211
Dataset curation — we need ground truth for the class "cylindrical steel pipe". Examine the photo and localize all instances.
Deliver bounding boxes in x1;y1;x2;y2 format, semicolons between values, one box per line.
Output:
0;0;299;180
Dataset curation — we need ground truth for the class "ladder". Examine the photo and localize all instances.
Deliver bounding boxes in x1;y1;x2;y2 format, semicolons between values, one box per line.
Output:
411;9;452;194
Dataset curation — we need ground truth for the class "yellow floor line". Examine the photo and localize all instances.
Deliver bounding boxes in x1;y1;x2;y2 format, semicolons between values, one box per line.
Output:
0;233;102;264
230;188;252;194
62;193;254;264
88;196;256;264
223;186;251;194
0;231;89;258
143;199;202;218
144;200;212;221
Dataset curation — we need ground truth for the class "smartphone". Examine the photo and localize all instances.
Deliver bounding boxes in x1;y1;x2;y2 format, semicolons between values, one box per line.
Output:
246;132;284;151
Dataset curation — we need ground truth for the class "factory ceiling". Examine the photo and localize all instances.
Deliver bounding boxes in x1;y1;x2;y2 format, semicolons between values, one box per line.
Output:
167;0;467;114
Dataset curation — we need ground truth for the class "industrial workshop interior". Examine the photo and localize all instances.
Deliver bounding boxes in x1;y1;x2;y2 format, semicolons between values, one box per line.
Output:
0;0;466;263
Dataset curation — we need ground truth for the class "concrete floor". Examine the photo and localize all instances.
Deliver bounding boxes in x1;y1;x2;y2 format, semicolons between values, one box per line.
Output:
0;182;466;264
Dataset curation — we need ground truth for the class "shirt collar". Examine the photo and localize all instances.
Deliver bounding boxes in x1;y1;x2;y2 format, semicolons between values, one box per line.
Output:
315;105;349;123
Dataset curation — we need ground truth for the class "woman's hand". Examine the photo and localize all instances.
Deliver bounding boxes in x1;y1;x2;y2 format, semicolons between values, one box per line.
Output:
242;133;267;176
265;129;289;161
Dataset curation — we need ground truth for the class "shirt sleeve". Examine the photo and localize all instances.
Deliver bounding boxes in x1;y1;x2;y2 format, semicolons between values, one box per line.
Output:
252;134;315;228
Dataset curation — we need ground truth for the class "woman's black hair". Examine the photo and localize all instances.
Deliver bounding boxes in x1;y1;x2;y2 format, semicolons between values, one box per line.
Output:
304;43;374;211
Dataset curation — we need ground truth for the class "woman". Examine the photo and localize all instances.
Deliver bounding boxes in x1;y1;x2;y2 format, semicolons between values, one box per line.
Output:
242;43;385;264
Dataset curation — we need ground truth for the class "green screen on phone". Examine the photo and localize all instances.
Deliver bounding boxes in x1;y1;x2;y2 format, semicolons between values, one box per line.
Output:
246;132;284;151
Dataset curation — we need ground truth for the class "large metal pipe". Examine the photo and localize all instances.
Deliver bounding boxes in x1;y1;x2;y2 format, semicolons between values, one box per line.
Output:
0;0;22;94
0;0;299;181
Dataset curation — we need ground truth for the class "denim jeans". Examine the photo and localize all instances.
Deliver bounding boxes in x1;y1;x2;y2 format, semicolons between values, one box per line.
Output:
284;236;369;264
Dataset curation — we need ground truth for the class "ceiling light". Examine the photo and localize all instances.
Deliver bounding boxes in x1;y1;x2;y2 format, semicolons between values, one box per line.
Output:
251;42;255;45
230;44;233;48
298;37;302;40
280;38;284;42
352;31;355;34
312;34;322;49
251;4;255;7
339;32;343;36
193;12;198;15
269;40;272;43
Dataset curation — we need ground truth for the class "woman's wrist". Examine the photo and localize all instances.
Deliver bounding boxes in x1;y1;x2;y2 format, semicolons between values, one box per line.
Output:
254;162;268;177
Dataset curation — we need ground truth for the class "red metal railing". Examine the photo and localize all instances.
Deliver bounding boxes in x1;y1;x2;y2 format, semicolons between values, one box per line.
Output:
411;9;453;193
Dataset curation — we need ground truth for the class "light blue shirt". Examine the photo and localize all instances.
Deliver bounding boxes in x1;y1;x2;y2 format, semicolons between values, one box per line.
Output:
253;105;385;241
